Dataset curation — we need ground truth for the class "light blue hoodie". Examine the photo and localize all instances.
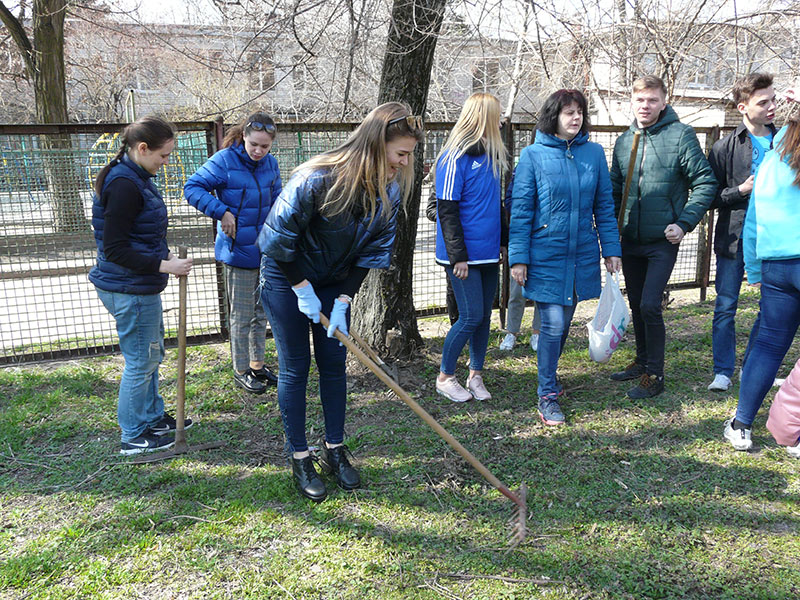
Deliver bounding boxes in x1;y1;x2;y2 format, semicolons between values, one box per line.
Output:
744;126;800;283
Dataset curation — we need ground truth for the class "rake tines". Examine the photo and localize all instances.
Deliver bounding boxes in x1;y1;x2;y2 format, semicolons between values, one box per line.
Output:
506;482;528;551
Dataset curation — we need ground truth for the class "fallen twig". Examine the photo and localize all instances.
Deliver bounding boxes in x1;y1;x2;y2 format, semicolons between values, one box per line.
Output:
437;572;565;585
151;514;234;529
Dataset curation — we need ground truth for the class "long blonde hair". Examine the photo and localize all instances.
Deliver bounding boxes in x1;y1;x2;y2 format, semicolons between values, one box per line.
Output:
435;92;508;179
295;102;424;219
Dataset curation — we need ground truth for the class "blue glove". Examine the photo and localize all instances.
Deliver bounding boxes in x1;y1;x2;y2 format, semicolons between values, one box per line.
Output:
327;298;350;340
292;282;321;323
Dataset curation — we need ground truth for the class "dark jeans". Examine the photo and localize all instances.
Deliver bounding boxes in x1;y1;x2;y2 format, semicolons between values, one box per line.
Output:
712;246;760;377
440;263;498;375
259;258;349;453
736;258;800;426
621;239;680;378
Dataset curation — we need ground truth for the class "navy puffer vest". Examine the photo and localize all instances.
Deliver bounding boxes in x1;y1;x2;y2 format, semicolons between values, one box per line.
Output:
89;154;169;294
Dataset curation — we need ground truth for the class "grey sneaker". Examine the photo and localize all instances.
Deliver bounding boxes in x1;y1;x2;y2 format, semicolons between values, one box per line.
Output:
723;418;752;451
530;333;539;352
499;333;517;351
538;395;565;426
707;373;732;392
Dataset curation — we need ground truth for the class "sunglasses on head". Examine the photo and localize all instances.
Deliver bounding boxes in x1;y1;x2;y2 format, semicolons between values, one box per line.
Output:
247;121;277;134
387;115;423;131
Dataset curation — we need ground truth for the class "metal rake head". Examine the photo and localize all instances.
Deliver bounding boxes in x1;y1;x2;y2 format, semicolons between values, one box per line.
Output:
506;482;528;552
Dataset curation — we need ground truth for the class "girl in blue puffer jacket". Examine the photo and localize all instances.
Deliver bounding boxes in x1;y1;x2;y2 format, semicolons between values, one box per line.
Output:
256;103;424;502
185;113;282;395
509;89;621;426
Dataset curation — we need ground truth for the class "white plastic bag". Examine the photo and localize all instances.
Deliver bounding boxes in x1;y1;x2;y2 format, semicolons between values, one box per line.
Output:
587;272;630;363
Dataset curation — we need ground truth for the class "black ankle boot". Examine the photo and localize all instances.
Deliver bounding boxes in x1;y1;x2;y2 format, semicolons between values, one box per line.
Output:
290;456;327;502
319;444;361;490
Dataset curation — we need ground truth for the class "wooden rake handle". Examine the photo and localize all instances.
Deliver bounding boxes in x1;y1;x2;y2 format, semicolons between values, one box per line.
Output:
319;314;524;509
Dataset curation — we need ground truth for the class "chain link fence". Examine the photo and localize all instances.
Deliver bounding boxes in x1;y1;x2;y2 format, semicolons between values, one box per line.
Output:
0;121;730;364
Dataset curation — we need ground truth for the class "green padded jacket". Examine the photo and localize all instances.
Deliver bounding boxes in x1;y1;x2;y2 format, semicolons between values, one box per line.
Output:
610;105;717;245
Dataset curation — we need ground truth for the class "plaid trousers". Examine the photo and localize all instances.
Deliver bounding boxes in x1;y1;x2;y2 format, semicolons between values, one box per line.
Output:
224;264;268;372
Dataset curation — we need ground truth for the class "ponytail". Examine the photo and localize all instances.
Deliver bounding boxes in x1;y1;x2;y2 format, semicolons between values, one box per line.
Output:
222;111;276;148
94;116;175;197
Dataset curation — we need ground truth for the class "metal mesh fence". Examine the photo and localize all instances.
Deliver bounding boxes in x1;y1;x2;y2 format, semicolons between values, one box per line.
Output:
0;121;730;364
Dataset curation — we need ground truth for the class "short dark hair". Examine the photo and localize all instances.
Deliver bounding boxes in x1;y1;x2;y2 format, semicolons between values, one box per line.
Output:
537;89;590;136
732;73;774;105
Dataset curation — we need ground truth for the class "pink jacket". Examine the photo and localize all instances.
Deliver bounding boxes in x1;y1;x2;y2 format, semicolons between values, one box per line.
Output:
767;357;800;446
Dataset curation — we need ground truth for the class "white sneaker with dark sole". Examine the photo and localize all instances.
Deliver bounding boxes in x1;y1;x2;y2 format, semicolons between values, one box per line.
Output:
723;418;752;451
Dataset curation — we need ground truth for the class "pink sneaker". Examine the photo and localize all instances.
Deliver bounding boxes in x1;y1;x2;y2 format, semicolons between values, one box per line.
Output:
466;375;492;400
436;376;472;403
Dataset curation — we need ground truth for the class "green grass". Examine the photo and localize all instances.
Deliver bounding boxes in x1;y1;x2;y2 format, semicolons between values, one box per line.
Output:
1;288;799;599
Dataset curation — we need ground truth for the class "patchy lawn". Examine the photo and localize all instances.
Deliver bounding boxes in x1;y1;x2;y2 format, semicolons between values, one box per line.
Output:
1;288;798;599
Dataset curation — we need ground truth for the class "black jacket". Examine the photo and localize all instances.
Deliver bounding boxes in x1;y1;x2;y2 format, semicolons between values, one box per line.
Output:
708;122;777;258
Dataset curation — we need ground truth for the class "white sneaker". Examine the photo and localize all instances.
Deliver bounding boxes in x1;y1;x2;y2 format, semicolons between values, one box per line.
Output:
466;374;492;400
723;418;752;451
499;333;517;351
530;333;539;352
436;376;472;403
707;373;732;391
786;444;800;458
774;377;786;387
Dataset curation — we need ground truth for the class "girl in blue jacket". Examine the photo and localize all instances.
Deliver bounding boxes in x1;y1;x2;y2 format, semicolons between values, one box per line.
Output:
724;109;800;453
89;117;193;454
434;93;508;403
508;89;621;426
256;103;424;501
185;113;282;395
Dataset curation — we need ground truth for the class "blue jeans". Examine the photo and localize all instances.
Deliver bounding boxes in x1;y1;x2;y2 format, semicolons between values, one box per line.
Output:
259;258;348;453
440;263;498;375
536;301;577;398
96;289;165;442
736;258;800;426
712;248;761;377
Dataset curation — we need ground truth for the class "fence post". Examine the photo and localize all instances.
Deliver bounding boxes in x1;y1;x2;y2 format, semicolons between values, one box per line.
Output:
698;125;721;302
211;117;229;338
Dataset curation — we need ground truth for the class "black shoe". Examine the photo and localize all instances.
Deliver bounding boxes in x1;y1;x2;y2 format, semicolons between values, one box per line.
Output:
610;361;646;381
150;412;194;437
627;374;665;399
120;429;175;455
291;455;327;502
319;443;361;490
251;365;278;385
234;370;267;394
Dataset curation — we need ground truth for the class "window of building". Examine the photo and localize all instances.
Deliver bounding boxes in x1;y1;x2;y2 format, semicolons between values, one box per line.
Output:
471;59;499;93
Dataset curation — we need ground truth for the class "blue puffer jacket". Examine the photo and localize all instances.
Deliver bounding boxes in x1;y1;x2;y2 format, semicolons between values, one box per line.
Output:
184;143;282;269
89;154;169;295
508;130;621;305
257;168;400;286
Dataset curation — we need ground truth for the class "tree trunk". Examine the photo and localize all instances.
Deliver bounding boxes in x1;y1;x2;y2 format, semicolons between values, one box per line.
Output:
34;0;87;232
351;0;446;357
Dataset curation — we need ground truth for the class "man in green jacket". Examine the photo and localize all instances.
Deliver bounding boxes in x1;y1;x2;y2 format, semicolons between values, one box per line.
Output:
609;75;717;398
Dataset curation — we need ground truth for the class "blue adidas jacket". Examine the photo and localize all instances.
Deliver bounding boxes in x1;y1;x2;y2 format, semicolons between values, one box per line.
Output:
257;168;400;286
184;143;282;269
434;148;501;265
508;130;621;305
89;155;169;295
744;126;800;284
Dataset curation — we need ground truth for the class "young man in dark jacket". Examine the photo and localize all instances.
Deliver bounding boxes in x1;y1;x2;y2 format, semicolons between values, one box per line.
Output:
610;75;717;398
707;73;777;392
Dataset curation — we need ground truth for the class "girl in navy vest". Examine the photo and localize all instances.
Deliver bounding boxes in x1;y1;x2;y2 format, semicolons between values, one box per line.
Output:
434;93;508;403
508;90;621;426
257;102;423;501
185;113;282;395
89;117;194;455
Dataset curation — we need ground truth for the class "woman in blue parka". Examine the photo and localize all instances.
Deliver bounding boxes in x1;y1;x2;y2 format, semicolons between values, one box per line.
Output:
509;89;621;426
185;112;282;395
257;102;424;502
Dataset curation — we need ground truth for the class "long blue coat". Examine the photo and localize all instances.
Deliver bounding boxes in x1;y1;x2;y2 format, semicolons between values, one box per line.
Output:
184;143;282;269
508;130;621;306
